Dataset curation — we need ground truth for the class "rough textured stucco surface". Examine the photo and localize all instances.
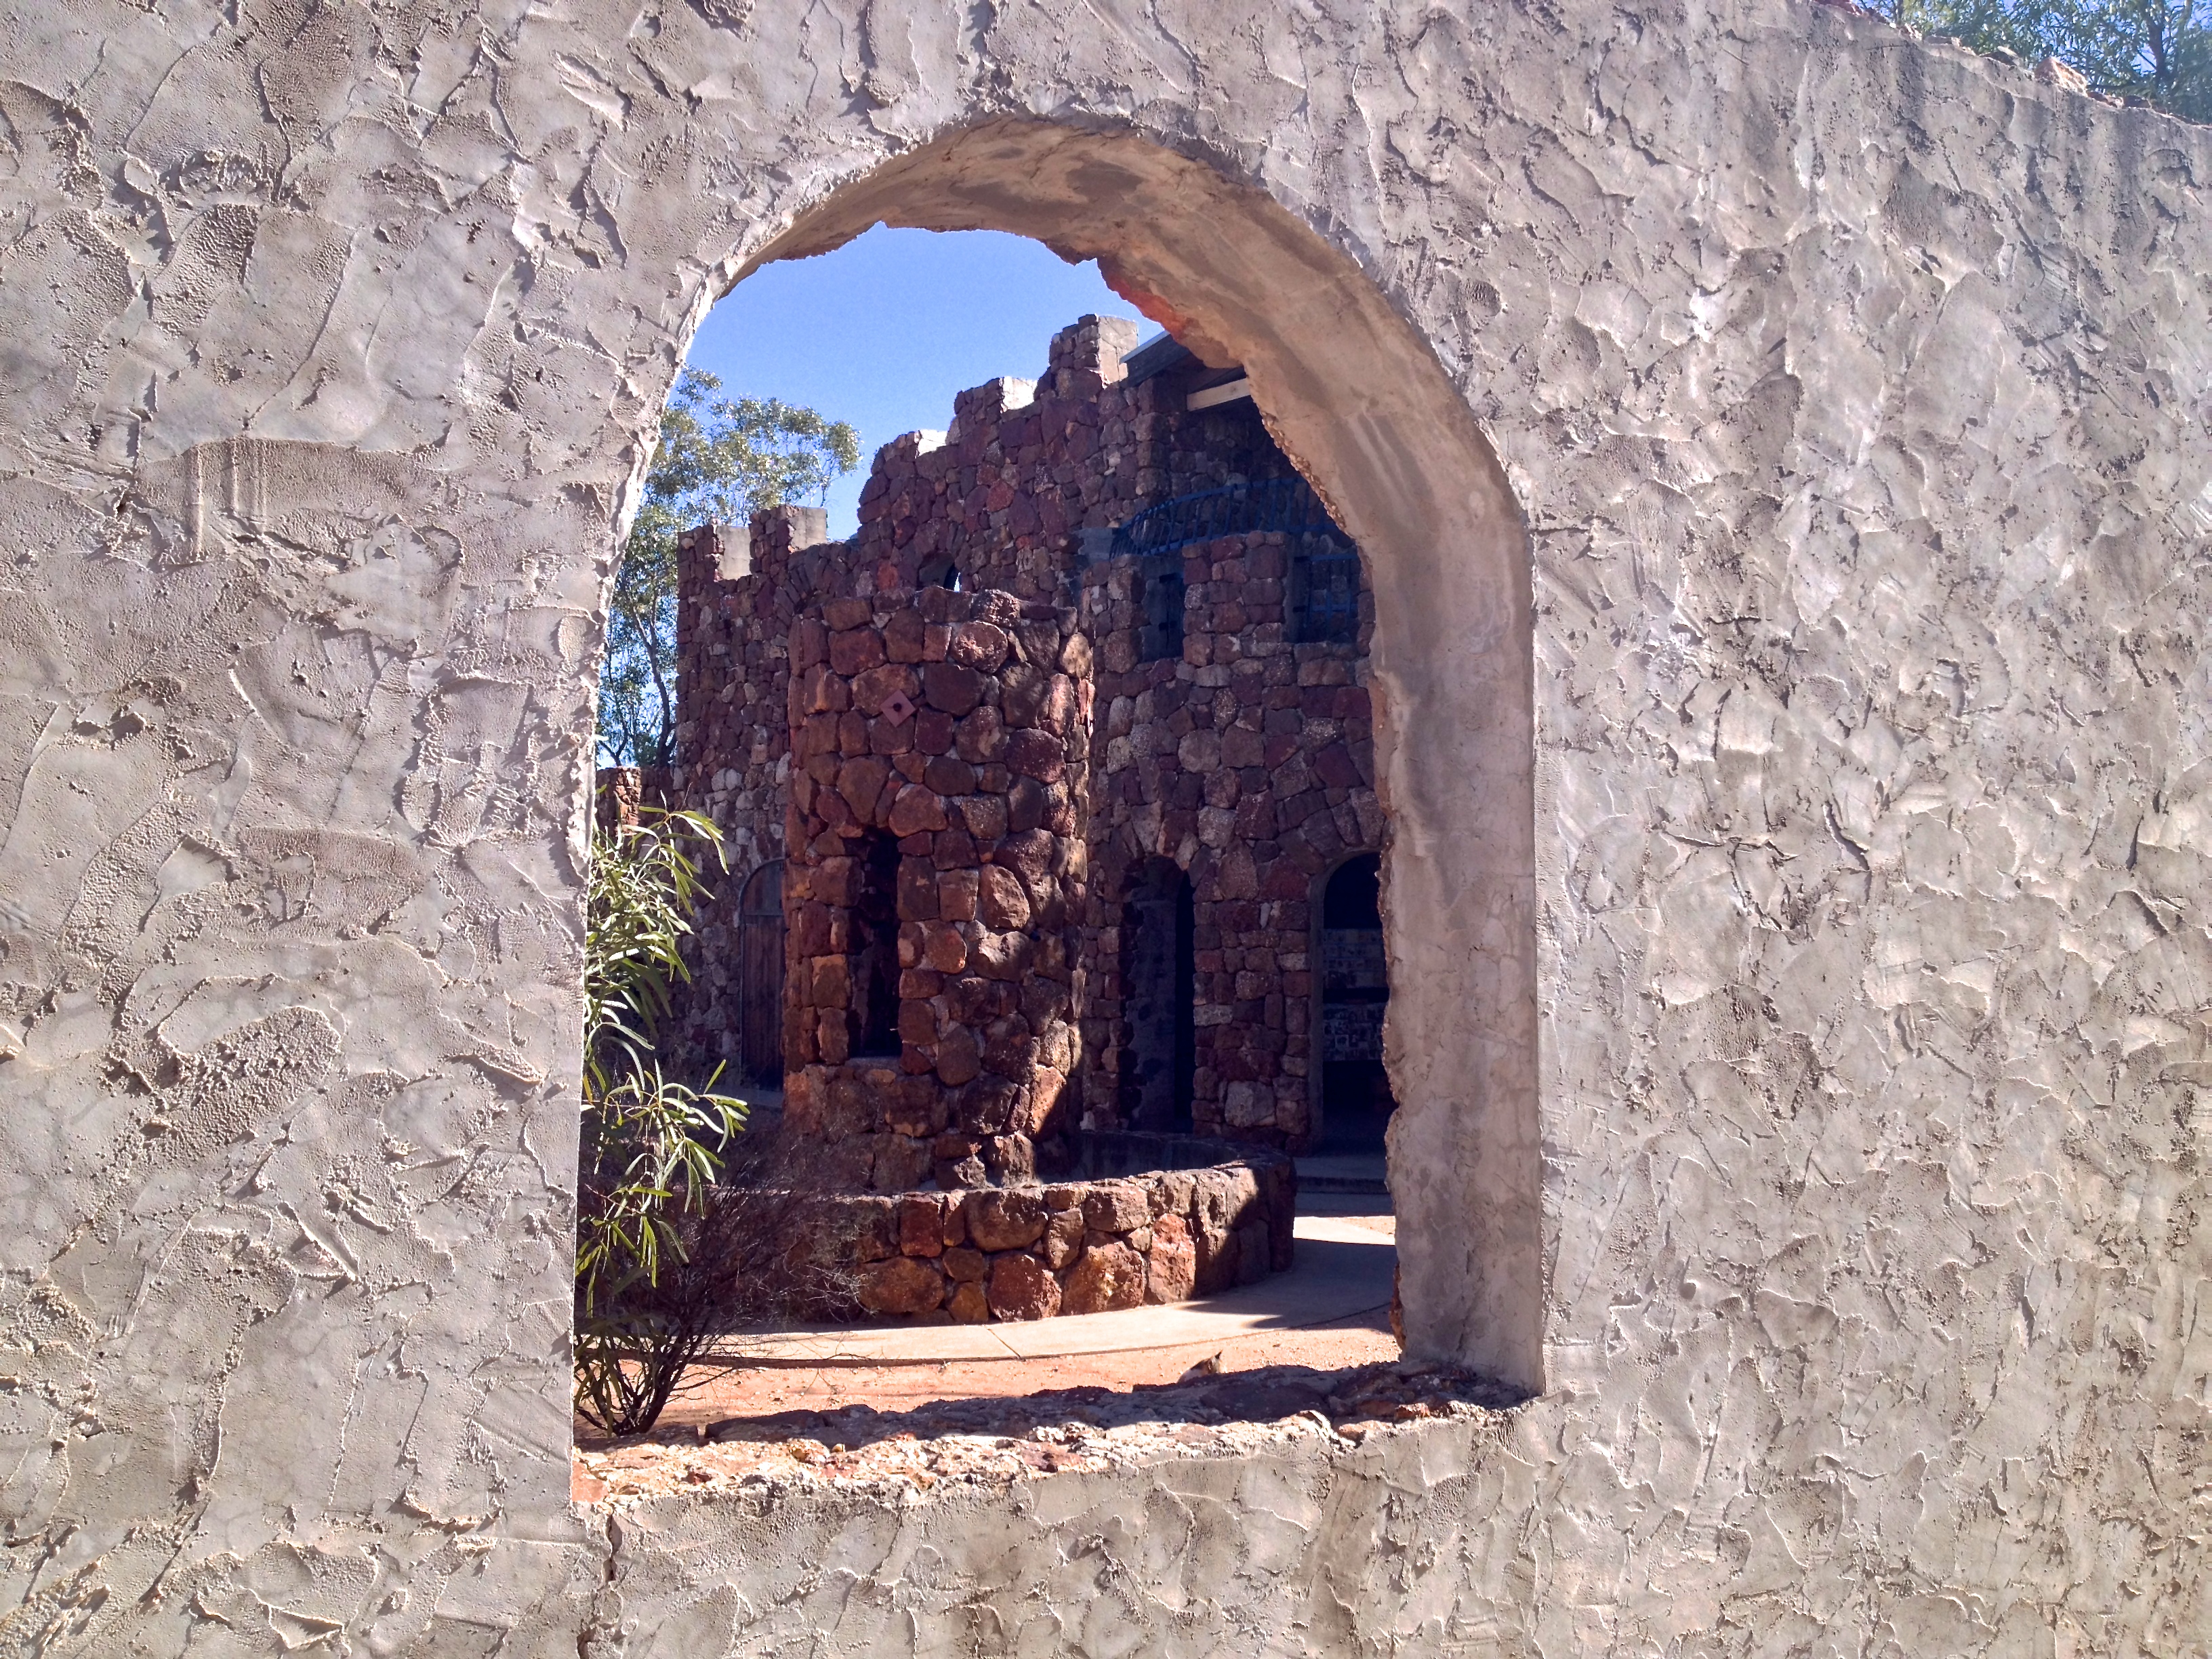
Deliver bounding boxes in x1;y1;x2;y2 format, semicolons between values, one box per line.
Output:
0;0;2207;1652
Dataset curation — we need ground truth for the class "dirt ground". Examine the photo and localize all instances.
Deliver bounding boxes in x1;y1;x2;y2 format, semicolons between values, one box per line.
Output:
609;1304;1401;1444
567;1305;1528;1506
570;1207;1414;1501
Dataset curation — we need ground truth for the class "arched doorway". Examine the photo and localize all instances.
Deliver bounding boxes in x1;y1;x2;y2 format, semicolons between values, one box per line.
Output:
1122;858;1195;1132
735;859;785;1086
1317;853;1395;1151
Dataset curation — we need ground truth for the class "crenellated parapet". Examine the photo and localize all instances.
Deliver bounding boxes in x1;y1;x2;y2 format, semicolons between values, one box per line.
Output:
668;313;1378;1151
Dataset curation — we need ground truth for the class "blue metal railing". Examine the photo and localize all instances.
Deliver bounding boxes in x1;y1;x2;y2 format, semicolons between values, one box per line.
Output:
1109;476;1345;559
1110;476;1364;646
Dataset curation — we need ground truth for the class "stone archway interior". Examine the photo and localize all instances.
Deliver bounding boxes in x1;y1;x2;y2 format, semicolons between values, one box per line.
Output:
1319;851;1395;1153
722;121;1542;1389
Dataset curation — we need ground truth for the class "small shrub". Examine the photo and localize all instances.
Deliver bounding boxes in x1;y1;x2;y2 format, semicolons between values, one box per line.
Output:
573;802;746;1437
573;1138;853;1437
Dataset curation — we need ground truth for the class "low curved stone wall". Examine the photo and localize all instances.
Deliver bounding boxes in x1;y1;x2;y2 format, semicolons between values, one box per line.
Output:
758;1134;1296;1322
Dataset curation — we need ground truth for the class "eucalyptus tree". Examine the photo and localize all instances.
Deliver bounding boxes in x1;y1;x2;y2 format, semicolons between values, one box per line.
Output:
599;370;859;766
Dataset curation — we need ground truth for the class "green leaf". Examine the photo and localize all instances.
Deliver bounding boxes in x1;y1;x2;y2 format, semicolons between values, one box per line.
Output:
575;801;750;1324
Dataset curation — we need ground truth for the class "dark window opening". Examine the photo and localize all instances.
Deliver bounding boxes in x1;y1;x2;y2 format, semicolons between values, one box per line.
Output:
1319;852;1394;1151
1123;857;1195;1132
1290;534;1361;644
1138;555;1185;663
850;832;903;1057
918;555;963;591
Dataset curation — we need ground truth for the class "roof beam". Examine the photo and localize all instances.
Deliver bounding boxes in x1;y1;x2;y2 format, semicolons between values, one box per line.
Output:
1187;376;1252;411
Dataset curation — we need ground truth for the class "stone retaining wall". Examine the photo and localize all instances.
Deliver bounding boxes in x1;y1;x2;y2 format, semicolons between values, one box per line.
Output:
766;1136;1296;1321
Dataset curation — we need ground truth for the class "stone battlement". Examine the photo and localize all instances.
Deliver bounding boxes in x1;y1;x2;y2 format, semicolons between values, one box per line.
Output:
672;316;1382;1155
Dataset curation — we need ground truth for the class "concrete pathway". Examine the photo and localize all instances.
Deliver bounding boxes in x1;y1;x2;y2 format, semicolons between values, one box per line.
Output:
709;1212;1395;1367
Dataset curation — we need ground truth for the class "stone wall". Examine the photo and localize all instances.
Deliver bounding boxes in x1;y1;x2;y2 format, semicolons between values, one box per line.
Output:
4;1;2207;1652
591;763;674;832
778;586;1092;1188
785;1138;1295;1321
669;508;836;1080
847;316;1298;603
1078;528;1379;1145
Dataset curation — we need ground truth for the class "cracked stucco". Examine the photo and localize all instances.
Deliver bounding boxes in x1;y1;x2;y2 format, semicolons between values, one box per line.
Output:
0;0;2206;1653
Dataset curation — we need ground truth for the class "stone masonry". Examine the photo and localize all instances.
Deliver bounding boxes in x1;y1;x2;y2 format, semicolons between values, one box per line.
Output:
667;506;834;1068
6;2;2207;1650
777;585;1091;1191
674;317;1382;1153
789;1135;1295;1322
1079;527;1380;1143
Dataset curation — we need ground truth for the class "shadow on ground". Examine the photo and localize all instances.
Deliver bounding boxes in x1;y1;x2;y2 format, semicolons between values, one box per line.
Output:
579;1355;1523;1458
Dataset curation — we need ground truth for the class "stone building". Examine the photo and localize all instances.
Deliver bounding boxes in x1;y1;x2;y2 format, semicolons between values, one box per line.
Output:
13;0;2209;1646
671;316;1395;1160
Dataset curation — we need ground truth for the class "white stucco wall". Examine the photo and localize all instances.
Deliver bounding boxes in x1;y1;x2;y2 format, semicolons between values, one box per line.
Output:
0;0;2205;1652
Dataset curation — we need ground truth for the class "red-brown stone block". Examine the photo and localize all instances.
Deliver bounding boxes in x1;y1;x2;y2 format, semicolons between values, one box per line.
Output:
1041;1207;1085;1269
1063;1241;1146;1315
946;1282;990;1323
986;1253;1060;1320
963;1188;1047;1252
897;1195;947;1258
1145;1213;1197;1303
857;1255;945;1315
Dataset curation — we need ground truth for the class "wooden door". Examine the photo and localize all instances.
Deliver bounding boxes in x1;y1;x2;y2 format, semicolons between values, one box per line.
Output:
1319;852;1394;1147
736;859;785;1085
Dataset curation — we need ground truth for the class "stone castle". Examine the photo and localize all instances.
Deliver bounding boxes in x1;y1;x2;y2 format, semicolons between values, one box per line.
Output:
16;0;2206;1642
667;316;1396;1172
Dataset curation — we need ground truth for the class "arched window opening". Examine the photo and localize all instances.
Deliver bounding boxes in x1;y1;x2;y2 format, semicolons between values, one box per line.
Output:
1122;857;1195;1132
614;121;1538;1427
737;859;785;1086
848;832;902;1059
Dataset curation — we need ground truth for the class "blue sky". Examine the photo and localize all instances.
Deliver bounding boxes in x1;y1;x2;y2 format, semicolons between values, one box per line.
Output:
684;226;1149;538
